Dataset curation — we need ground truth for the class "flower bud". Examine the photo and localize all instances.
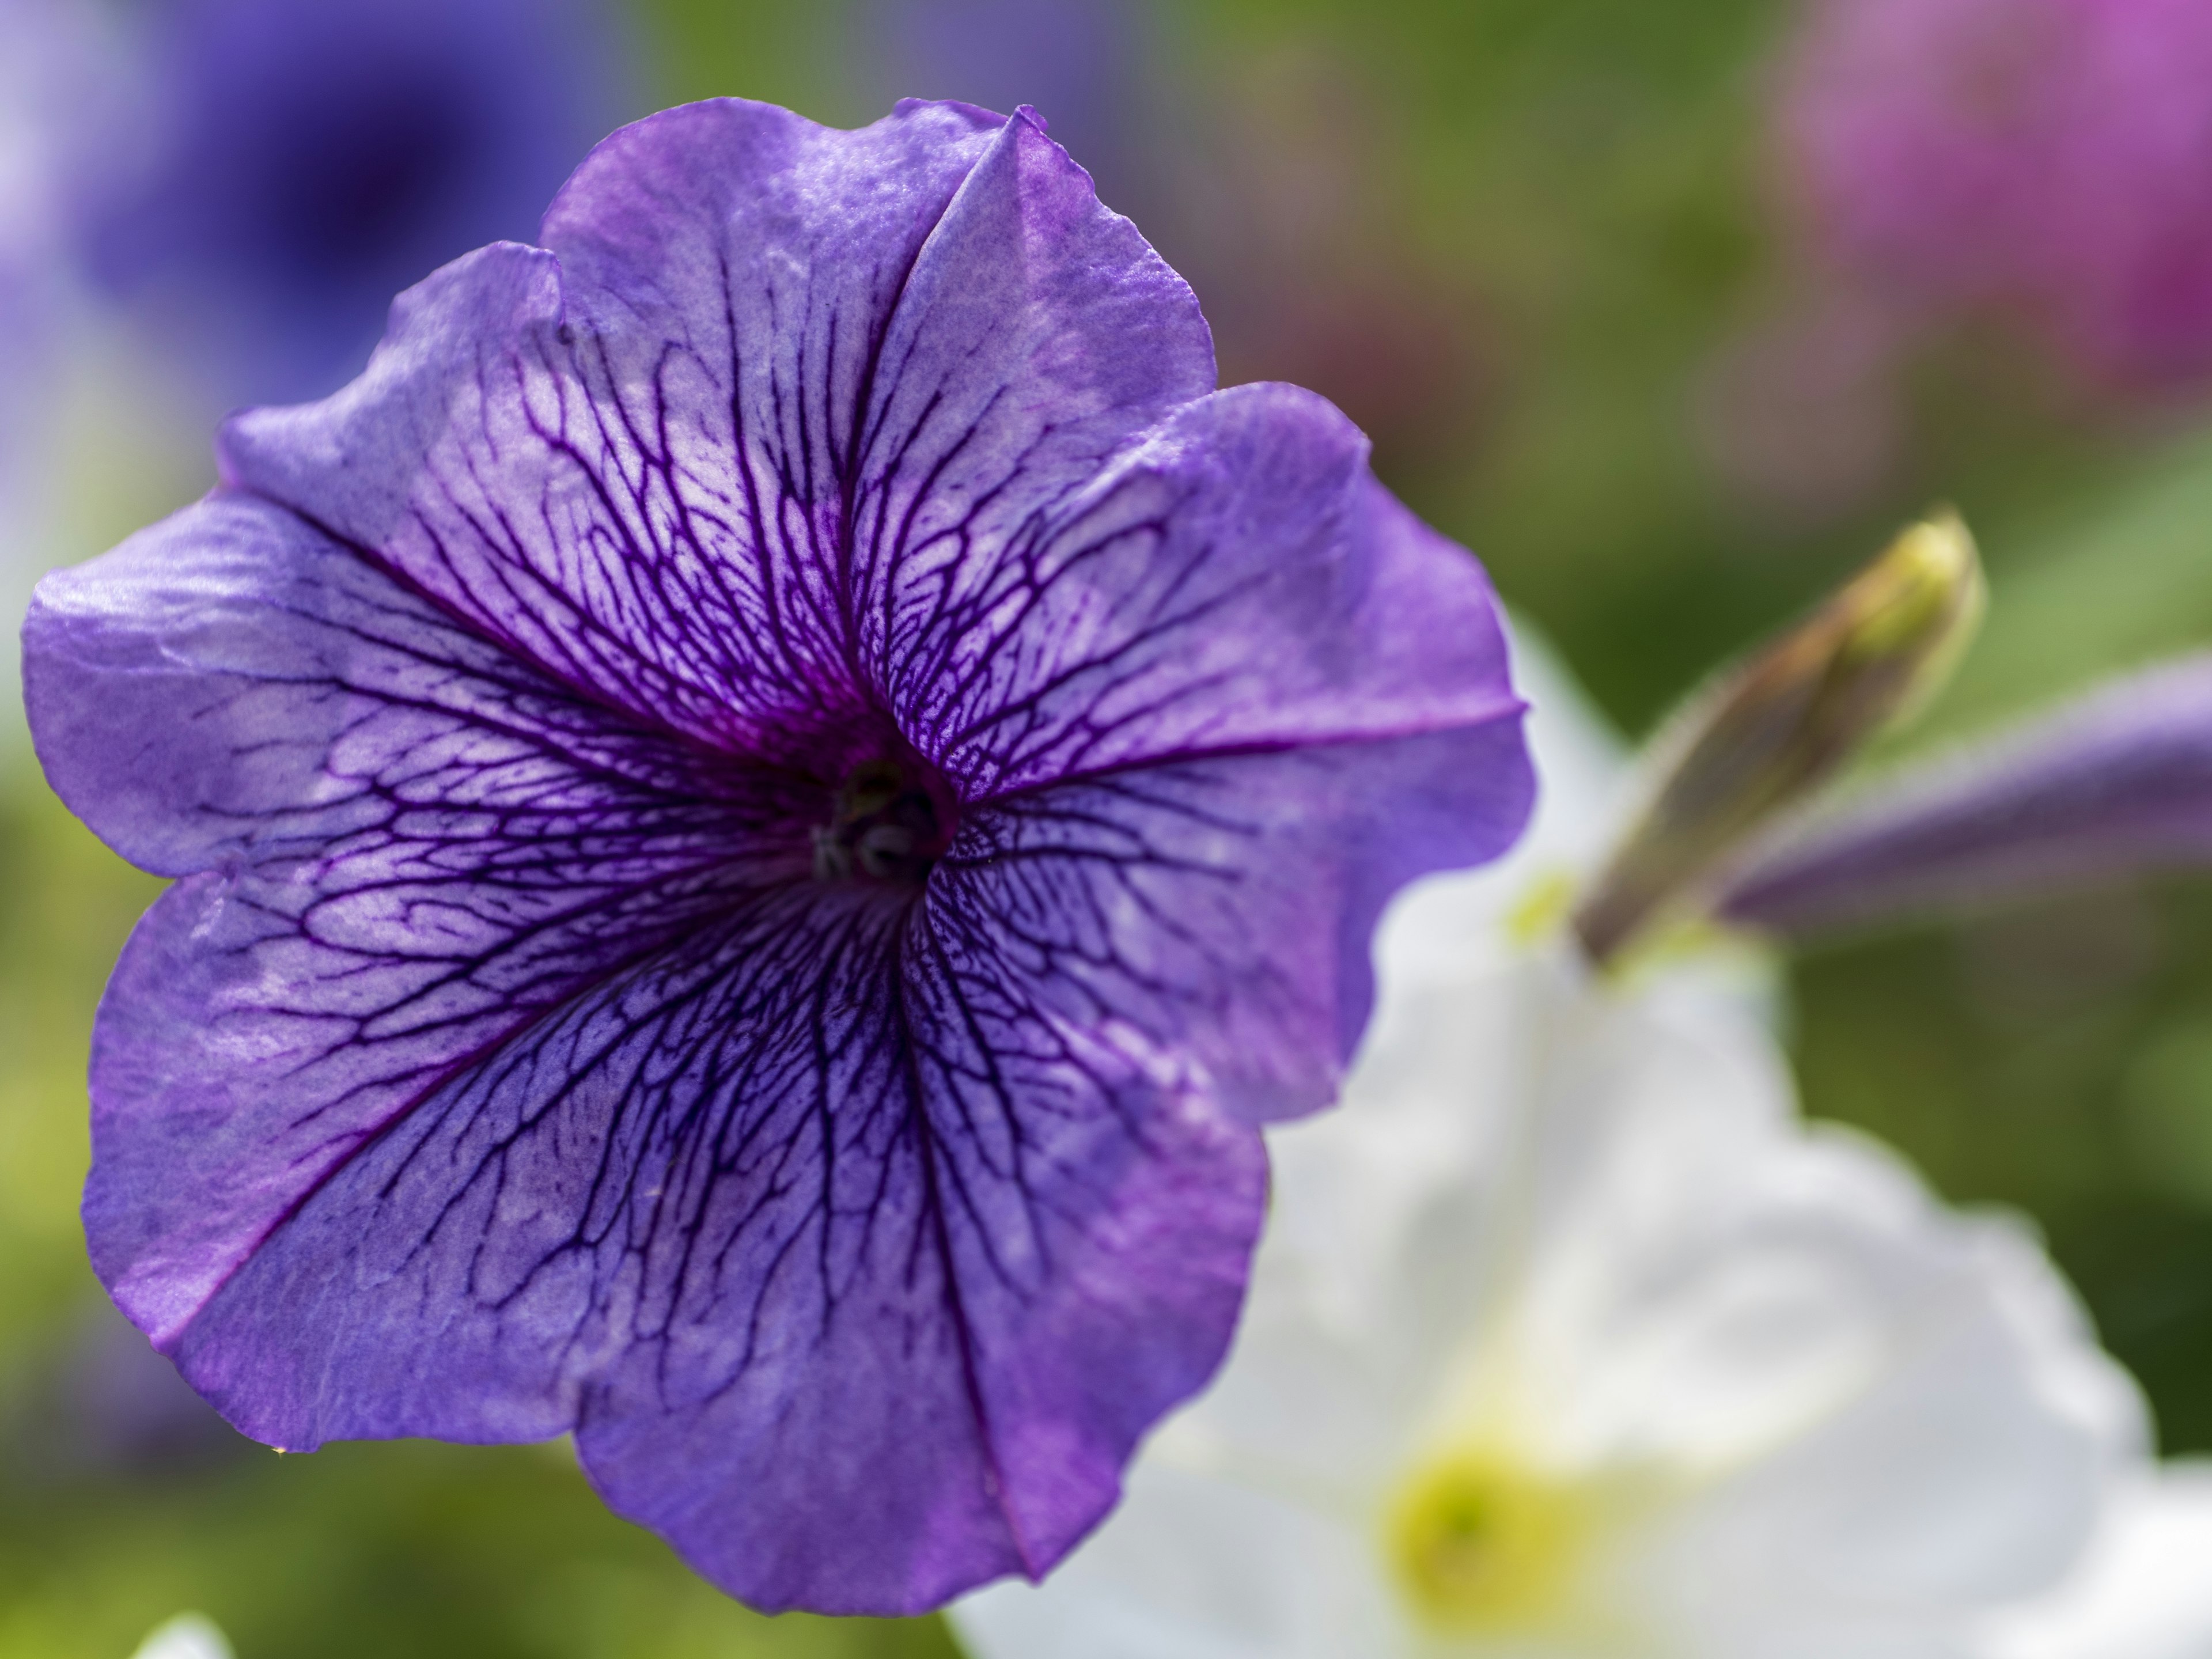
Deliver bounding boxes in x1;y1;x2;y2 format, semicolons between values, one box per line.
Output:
1573;512;1983;965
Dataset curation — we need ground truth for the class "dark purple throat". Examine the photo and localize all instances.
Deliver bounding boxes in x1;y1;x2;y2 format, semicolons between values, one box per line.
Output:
810;749;959;891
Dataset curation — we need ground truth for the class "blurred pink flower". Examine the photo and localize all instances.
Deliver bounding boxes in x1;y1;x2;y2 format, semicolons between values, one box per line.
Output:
1782;0;2212;387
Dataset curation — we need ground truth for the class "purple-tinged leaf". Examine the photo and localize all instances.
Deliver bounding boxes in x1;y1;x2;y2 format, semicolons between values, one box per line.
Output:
1718;654;2212;938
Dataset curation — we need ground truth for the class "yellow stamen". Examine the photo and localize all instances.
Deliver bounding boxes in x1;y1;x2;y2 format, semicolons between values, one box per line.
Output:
1503;868;1577;948
1384;1446;1594;1634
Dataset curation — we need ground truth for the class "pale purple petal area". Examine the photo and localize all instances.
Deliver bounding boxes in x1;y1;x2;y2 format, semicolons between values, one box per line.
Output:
948;732;1532;1128
26;493;808;1342
25;96;1533;1614
1718;654;2212;938
22;490;772;878
902;384;1522;798
153;882;1266;1615
217;100;1215;757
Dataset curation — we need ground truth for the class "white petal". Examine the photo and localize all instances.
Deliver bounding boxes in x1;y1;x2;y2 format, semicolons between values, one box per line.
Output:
1979;1463;2212;1659
1372;618;1627;987
1620;1135;2144;1652
950;1462;1406;1659
1138;956;1527;1508
1168;910;1800;1511
130;1615;234;1659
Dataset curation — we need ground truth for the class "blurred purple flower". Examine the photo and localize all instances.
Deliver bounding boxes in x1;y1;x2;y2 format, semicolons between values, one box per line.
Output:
1719;654;2212;937
1781;0;2212;387
23;99;1532;1613
60;1303;244;1474
67;0;628;406
0;0;98;466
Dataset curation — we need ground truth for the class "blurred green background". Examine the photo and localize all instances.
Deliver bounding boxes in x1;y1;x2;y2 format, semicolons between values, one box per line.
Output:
9;0;2212;1653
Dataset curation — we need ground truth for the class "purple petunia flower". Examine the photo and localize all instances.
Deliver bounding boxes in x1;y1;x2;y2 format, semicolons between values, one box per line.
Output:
22;100;1533;1613
66;0;628;407
1781;0;2212;387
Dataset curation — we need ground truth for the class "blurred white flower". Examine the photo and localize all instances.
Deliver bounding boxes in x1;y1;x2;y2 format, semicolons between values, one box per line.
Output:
1980;1463;2212;1659
952;634;2147;1659
130;1613;234;1659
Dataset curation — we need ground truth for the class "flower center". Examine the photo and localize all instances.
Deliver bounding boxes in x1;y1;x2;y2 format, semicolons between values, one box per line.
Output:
1383;1448;1595;1636
812;755;957;889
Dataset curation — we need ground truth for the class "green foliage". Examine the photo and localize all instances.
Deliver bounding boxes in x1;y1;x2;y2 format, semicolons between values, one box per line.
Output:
0;1438;960;1658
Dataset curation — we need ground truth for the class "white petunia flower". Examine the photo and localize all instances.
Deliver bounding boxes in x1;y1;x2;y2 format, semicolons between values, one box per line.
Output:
952;635;2147;1659
130;1613;234;1659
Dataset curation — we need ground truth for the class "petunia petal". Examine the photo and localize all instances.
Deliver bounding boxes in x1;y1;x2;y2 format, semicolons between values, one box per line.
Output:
1981;1462;2212;1659
24;491;790;876
28;494;810;1340
217;99;1216;760
1626;1139;2143;1653
900;382;1525;798
155;883;1267;1614
955;1461;1407;1659
946;724;1531;1127
1717;654;2212;939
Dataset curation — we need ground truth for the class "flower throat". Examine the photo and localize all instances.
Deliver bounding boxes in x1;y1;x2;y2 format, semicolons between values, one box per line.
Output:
812;755;957;888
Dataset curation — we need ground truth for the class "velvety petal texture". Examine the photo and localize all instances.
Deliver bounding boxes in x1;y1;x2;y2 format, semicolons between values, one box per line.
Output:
22;99;1532;1615
1718;655;2212;940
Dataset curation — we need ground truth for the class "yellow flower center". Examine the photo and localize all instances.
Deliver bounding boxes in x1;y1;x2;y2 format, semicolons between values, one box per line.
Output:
1503;866;1577;948
1384;1447;1595;1635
